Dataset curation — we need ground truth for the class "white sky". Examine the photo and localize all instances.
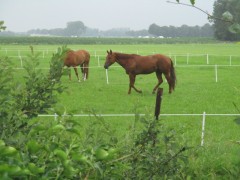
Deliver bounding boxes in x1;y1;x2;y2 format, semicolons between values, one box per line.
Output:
0;0;215;32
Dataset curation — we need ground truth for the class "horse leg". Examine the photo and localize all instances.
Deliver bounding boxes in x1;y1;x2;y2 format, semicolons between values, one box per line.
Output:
73;67;80;82
152;71;163;94
67;67;72;81
84;62;89;80
164;73;172;93
128;74;142;94
80;64;86;81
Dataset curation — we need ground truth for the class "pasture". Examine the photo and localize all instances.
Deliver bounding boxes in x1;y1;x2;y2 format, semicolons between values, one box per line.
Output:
1;43;240;176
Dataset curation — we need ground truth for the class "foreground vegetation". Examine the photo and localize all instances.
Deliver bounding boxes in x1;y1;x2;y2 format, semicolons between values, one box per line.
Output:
0;43;239;179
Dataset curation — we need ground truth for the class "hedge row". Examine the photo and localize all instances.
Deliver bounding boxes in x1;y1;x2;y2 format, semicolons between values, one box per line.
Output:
0;36;219;45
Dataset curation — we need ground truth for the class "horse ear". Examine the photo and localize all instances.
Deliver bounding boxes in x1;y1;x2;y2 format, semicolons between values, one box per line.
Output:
107;50;109;54
110;50;112;54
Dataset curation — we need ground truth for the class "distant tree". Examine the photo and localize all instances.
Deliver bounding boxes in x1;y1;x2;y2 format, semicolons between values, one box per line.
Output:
148;24;161;37
27;21;86;37
83;27;100;37
99;28;131;37
201;23;214;37
64;21;86;37
148;23;213;37
49;28;65;36
125;29;149;37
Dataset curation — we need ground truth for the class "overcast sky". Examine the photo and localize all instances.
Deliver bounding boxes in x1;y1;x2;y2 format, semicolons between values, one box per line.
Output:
0;0;215;32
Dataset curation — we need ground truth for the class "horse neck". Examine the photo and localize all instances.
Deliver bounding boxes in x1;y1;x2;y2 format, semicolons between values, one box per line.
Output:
115;53;133;68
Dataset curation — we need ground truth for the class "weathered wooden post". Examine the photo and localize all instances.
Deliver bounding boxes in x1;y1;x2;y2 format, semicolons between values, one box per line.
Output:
155;88;163;120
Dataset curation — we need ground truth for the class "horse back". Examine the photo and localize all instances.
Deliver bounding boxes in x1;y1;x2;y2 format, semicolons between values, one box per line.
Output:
64;50;78;67
64;50;90;67
152;54;172;72
75;50;90;63
131;54;171;74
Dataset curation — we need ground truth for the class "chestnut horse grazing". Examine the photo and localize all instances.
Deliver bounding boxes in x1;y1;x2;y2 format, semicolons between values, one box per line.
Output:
104;50;176;94
64;50;90;82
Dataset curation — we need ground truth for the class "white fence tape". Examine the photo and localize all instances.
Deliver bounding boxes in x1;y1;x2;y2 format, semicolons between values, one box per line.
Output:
38;112;240;146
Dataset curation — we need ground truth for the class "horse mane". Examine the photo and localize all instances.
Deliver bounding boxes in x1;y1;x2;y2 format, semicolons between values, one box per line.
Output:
115;52;139;60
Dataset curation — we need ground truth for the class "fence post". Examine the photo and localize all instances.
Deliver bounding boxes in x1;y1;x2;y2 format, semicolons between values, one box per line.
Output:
229;55;232;66
155;88;163;120
18;50;23;67
201;112;206;146
97;56;100;67
105;69;109;84
187;53;189;64
206;54;209;64
215;64;218;83
54;113;58;121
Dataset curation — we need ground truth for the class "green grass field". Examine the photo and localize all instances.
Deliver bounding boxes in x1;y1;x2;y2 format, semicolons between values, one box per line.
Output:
1;43;240;176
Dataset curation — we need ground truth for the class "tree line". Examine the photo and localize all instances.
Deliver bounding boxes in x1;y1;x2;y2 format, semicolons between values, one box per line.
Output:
148;23;213;38
0;22;214;38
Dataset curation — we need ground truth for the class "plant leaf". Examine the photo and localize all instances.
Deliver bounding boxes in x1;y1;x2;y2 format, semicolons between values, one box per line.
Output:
229;23;240;34
222;11;233;22
190;0;195;5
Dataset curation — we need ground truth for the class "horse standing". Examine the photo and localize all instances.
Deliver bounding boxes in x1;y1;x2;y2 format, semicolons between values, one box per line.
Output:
64;50;90;82
104;50;176;94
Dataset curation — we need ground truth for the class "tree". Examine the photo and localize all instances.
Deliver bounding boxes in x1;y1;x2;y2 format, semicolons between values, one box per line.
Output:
212;0;240;41
201;23;214;37
64;21;86;37
148;23;161;37
169;0;240;40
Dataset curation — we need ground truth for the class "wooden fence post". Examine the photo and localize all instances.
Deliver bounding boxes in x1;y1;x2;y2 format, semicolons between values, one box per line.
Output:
155;88;163;120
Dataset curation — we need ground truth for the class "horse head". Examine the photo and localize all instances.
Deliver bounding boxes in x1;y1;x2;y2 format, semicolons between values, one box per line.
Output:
104;50;116;69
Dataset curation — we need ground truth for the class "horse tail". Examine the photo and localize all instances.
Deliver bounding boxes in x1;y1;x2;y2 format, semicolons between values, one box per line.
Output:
170;59;176;91
85;51;90;79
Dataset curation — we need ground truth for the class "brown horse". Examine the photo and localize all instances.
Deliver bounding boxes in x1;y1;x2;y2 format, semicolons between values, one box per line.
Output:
104;50;176;94
64;49;90;82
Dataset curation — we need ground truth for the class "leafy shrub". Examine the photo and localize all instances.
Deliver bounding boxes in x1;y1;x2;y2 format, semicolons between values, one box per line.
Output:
0;46;67;143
